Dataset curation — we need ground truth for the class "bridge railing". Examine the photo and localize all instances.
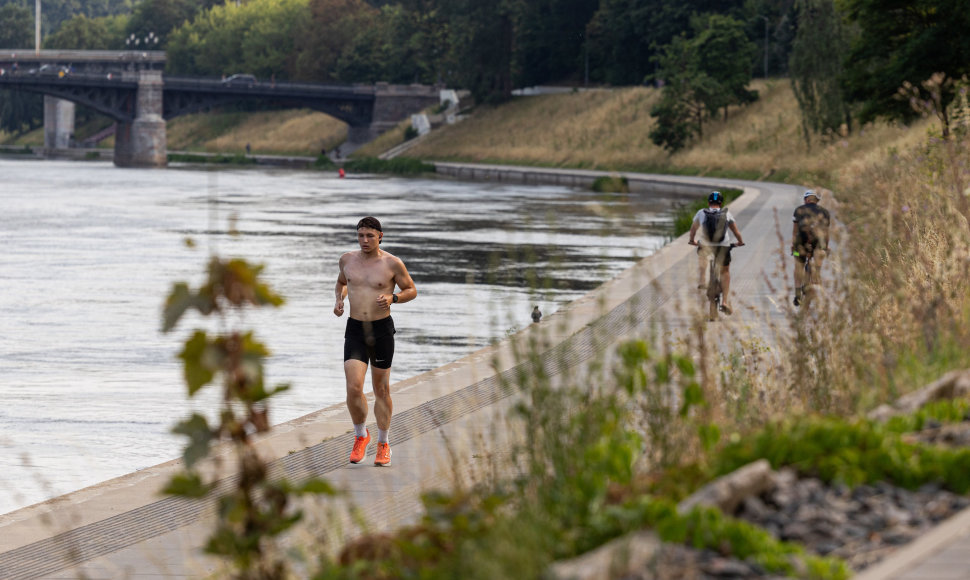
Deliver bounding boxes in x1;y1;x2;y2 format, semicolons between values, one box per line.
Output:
0;49;166;63
162;75;377;95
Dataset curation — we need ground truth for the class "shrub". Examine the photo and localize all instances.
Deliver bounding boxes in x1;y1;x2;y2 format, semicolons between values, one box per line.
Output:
591;175;629;193
342;157;435;175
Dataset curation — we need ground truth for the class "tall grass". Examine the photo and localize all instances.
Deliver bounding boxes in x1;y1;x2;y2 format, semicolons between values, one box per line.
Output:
764;85;970;418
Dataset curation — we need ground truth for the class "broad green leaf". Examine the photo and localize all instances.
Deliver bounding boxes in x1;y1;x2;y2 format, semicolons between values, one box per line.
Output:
178;331;215;396
162;282;193;333
172;413;215;468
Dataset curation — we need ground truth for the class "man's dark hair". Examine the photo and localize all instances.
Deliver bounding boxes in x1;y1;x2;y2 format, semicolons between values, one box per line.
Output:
357;216;382;232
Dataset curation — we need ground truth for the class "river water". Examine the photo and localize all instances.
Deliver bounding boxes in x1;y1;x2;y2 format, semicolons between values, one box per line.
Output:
0;158;678;515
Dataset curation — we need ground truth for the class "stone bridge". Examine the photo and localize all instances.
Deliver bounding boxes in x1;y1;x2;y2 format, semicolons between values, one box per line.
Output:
0;50;443;167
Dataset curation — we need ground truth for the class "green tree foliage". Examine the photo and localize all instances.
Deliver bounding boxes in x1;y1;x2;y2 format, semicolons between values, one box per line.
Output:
292;0;376;81
586;0;748;86
167;0;310;79
332;1;449;84
691;13;758;117
840;0;970;124
0;4;41;136
440;0;521;103
125;0;203;48
0;3;31;47
0;0;133;39
649;14;758;152
44;14;128;50
789;0;849;144
514;0;599;87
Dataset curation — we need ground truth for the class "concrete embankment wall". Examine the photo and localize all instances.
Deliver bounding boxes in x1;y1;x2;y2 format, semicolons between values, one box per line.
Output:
433;162;713;197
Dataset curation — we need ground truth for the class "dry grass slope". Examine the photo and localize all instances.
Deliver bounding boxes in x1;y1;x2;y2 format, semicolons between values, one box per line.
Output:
167;108;347;155
403;80;930;186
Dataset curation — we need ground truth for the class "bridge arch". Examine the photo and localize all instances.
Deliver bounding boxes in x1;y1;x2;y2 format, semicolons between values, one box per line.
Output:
0;50;443;167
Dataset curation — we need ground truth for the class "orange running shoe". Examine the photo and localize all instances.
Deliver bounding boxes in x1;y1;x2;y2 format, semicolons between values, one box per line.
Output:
374;442;392;466
349;429;370;464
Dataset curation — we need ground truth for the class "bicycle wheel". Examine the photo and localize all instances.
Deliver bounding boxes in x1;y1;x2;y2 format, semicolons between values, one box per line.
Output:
708;266;721;321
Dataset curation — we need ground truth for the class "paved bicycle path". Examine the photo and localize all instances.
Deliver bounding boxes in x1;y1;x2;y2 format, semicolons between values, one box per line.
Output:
0;164;963;579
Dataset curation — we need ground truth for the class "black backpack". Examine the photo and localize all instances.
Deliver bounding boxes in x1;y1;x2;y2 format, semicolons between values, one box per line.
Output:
794;204;830;248
702;208;728;243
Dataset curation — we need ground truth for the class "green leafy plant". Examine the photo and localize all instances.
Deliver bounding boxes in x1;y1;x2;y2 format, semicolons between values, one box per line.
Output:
714;415;970;493
168;152;258;165
594;497;850;579
162;254;335;579
342;156;436;175
591;175;629;193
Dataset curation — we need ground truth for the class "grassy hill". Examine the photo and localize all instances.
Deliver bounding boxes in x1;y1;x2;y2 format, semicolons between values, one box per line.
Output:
394;80;927;187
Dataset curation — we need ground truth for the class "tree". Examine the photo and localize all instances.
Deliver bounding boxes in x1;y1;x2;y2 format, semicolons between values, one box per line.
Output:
789;0;850;144
649;14;758;152
332;2;449;84
44;14;128;50
0;3;31;47
586;0;747;86
0;4;42;136
125;0;201;48
292;0;377;82
0;0;133;38
514;0;599;87
840;0;970;125
649;34;714;152
167;0;311;80
691;13;758;118
440;0;523;103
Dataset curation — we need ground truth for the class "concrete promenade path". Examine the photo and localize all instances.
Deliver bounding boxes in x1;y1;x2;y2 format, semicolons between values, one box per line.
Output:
0;164;966;579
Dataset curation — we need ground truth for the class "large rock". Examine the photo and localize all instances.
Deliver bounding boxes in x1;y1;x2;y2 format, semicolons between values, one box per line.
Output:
544;531;661;580
868;369;970;422
677;459;776;514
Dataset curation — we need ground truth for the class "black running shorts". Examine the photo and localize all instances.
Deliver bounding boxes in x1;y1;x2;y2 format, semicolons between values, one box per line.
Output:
344;316;396;369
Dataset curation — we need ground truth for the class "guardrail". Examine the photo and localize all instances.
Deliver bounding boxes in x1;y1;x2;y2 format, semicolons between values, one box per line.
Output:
0;49;166;63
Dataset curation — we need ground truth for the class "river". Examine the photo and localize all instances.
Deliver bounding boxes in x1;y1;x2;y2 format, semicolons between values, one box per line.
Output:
0;158;679;514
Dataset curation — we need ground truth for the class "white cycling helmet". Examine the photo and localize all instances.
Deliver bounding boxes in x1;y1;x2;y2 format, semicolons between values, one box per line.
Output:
803;189;819;200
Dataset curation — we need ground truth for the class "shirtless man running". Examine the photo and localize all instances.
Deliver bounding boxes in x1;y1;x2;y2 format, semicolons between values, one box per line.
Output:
334;217;417;466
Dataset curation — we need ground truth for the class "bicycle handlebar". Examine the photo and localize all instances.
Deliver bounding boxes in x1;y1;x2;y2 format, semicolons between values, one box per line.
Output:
688;241;744;247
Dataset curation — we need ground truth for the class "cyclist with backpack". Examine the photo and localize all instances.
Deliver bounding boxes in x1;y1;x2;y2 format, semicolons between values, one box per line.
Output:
791;189;831;306
688;191;745;315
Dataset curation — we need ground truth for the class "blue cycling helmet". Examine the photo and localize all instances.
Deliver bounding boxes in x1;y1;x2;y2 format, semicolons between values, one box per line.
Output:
708;191;724;205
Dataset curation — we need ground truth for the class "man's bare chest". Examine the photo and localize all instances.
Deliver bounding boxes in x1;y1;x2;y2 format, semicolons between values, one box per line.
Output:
345;261;394;290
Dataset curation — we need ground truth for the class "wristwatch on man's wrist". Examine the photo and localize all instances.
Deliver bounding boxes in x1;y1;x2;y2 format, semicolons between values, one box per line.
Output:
392;294;399;303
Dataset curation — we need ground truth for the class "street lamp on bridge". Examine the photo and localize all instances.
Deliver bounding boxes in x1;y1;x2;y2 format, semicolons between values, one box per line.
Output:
125;32;160;71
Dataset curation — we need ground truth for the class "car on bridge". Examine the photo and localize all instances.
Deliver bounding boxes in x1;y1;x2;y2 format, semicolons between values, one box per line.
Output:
27;64;71;77
222;73;257;87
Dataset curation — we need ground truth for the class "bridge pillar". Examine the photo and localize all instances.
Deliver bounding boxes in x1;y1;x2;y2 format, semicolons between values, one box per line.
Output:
114;70;166;168
344;83;441;152
43;96;75;149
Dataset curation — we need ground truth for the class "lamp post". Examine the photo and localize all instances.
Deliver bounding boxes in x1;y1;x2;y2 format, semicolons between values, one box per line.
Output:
126;32;159;70
34;0;40;55
760;16;769;79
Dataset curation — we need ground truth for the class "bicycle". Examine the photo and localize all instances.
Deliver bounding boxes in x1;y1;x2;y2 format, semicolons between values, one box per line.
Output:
689;241;741;321
793;246;823;308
